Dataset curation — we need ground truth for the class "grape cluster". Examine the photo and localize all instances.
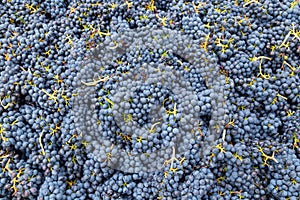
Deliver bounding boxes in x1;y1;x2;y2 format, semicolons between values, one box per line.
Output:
0;0;299;199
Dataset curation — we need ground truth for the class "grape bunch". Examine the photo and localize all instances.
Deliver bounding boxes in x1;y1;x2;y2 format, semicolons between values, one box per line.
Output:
0;0;299;199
